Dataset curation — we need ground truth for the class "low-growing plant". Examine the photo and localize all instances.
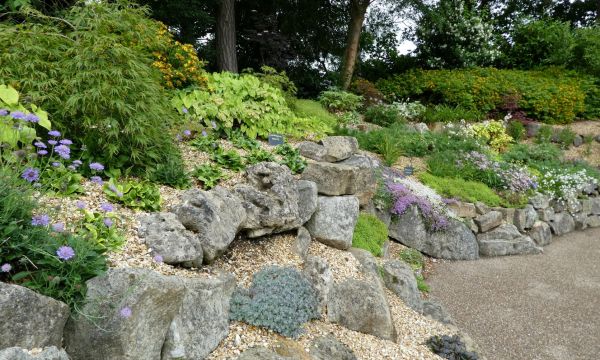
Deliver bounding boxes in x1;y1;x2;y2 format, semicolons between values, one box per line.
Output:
191;164;226;189
190;135;220;153
337;111;361;126
393;100;427;120
103;179;161;212
352;213;389;257
375;134;401;166
506;121;526;142
147;156;191;189
76;206;125;252
556;127;576;149
229;266;320;338
364;104;404;127
422;104;484;124
398;248;424;270
502;143;562;169
418;172;505;207
426;335;480;360
537;168;597;203
293;99;338;130
242;66;297;107
468;120;513;152
275;144;307;174
416;274;430;293
319;89;363;113
38;165;85;196
229;130;261;151
535;125;554;143
244;148;275;165
211;149;245;172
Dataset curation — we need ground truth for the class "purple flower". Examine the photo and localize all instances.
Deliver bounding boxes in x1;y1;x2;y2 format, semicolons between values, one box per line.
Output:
90;176;103;185
52;162;61;167
10;111;26;120
201;130;207;137
56;246;75;261
55;144;70;159
89;162;104;171
0;109;8;116
183;129;192;137
21;168;40;182
1;263;11;272
37;150;48;156
72;160;82;166
48;130;61;137
103;218;113;227
25;114;39;123
211;121;217;129
59;139;72;145
100;203;114;212
76;200;86;209
31;214;50;226
48;140;58;145
182;107;188;114
34;141;47;148
52;222;65;233
67;165;76;171
119;306;132;318
175;134;183;142
153;254;163;263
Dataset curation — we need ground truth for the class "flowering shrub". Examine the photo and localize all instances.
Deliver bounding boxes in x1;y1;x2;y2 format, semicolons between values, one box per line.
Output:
467;120;513;152
459;151;537;193
75;204;125;252
393;100;427;120
537;169;598;204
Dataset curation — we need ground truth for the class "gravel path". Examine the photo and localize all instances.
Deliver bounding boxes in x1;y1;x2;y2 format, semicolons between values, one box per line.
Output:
427;227;600;360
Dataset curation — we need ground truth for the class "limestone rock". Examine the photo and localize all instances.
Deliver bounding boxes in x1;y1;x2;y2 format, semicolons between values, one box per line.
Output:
477;224;542;257
422;300;454;325
293;227;312;260
296;141;327;162
514;205;538;232
448;202;477;218
297;180;318;225
0;347;70;360
474;211;503;233
474;202;490;215
550;212;576;236
381;260;422;312
236;347;289;360
0;283;70;349
303;256;332;314
320;136;358;162
529;221;553;246
349;248;380;279
591;198;600;215
573;134;583;147
305;196;359;250
493;207;515;225
588;215;600;227
337;155;378;205
537;208;555;222
574;212;588;231
310;335;357;360
529;193;551;209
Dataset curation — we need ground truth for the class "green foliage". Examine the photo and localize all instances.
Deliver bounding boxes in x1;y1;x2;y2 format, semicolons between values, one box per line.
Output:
364;104;404;127
293;99;338;129
426;151;503;190
76;209;125;252
229;266;320;338
506;121;525;142
190;135;220;153
352;213;388;257
556;128;576;149
211;149;245;172
228;130;261;151
0;2;180;173
421;105;484;124
535;125;554;143
242;66;297;107
377;68;593;124
468;120;513;152
191;164;226;190
0;169;107;310
418;172;505;207
427;335;480;360
337;111;362;126
572;27;600;77
416;274;430;293
398;249;424;271
509;20;575;69
318;89;363;113
171;72;330;140
274;144;307;174
350;78;385;107
38;164;85;196
244;148;275;165
147;155;191;189
375;134;401;166
103;179;161;212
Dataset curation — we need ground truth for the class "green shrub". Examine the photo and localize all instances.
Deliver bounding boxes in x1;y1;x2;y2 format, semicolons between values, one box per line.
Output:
350;78;385;107
501;143;562;169
75;207;125;252
293;99;338;129
573;27;600;77
0;2;180;173
230;266;320;338
398;248;424;270
509;20;574;69
556;128;576;149
211;149;245;172
242;66;297;107
228;130;261;151
147;156;191;189
422;104;484;124
274;144;307;174
364;104;404;127
506;121;525;142
337;111;361;126
535;125;554;143
244;148;276;165
427;335;480;360
318;89;363;112
352;213;388;257
418;172;505;207
103;179;161;212
37;164;85;196
375;134;401;166
191;164;226;190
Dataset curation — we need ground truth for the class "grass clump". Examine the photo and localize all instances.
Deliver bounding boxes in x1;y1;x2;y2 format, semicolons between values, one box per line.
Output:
293;99;338;128
352;213;388;257
418;172;504;207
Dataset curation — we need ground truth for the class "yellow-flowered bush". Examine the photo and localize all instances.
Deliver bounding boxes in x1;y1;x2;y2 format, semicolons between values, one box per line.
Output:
468;120;513;152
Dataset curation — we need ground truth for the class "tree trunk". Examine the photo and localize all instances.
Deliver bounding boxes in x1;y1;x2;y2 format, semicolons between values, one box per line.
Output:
340;0;369;90
216;0;238;72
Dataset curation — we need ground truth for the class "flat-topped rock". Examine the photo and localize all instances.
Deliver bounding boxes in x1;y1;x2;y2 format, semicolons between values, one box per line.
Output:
320;136;359;162
305;196;359;250
477;224;542;257
474;211;503;233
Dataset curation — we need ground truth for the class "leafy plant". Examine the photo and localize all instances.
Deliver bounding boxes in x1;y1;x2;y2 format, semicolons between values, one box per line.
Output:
398;248;424;271
426;335;480;360
242;66;297;107
535;125;554;143
416;274;430;293
509;20;574;69
76;208;125;252
229;266;320;338
147;156;191;189
364;104;404;127
556;128;576;149
375;134;401;166
422;104;483;124
244;148;275;165
506;121;525;142
190;135;220;153
38;164;85;196
350;78;385;107
318;89;363;113
468;120;513;152
229;130;261;151
103;179;161;212
274;144;306;174
211;149;245;172
418;172;505;207
293;99;338;130
337;111;361;125
352;213;388;257
191;164;226;190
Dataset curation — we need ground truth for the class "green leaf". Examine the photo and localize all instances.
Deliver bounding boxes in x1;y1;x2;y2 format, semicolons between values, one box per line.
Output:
12;271;30;281
0;85;19;105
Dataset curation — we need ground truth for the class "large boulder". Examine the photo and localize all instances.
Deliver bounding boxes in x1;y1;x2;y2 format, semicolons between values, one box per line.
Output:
302;256;333;314
174;187;246;263
529;194;551;209
529;221;553;246
388;206;479;260
327;279;397;341
305;196;359;250
381;260;422;312
297;141;327;162
349;248;380;278
474;211;503;233
592;198;600;215
161;273;236;360
513;205;538;232
310;335;357;360
138;212;203;267
320;136;359;162
537;208;555;222
235;162;310;238
336;155;378;205
0;283;70;349
588;215;600;228
297;180;318;225
0;347;70;360
64;268;185;360
477;224;542;257
550;212;576;236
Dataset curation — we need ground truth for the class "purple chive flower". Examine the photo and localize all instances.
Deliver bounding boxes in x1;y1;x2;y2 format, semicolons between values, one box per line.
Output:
153;254;163;263
48;140;58;145
37;150;48;156
34;141;47;148
183;129;192;137
103;218;113;227
10;111;26;120
100;203;114;212
21;168;40;182
31;214;50;226
56;246;75;261
59;139;72;145
89;162;104;171
25;113;39;123
52;222;65;233
119;306;132;318
90;176;103;185
55;144;70;159
76;200;86;209
182;107;188;114
0;109;8;116
52;162;61;167
1;263;11;272
48;130;61;137
201;130;207;137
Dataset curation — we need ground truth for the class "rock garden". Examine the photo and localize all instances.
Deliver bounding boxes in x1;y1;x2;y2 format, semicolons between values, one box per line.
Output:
2;2;600;360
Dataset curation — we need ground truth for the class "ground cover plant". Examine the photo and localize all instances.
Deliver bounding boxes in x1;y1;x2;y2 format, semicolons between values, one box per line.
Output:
418;172;505;207
352;213;388;257
398;248;429;293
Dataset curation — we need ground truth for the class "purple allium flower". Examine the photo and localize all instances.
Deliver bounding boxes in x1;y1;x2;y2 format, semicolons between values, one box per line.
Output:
48;140;58;145
31;214;50;226
119;306;132;318
100;203;114;212
1;263;11;272
76;200;86;209
182;107;188;114
10;111;26;120
48;130;61;137
37;150;48;156
56;246;75;261
34;141;47;148
52;162;61;167
59;139;72;145
90;176;103;185
25;113;39;123
0;109;8;116
211;121;217;129
103;218;113;227
153;254;163;263
89;162;104;171
52;222;65;233
183;129;192;137
55;144;70;159
21;168;40;182
201;130;207;137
